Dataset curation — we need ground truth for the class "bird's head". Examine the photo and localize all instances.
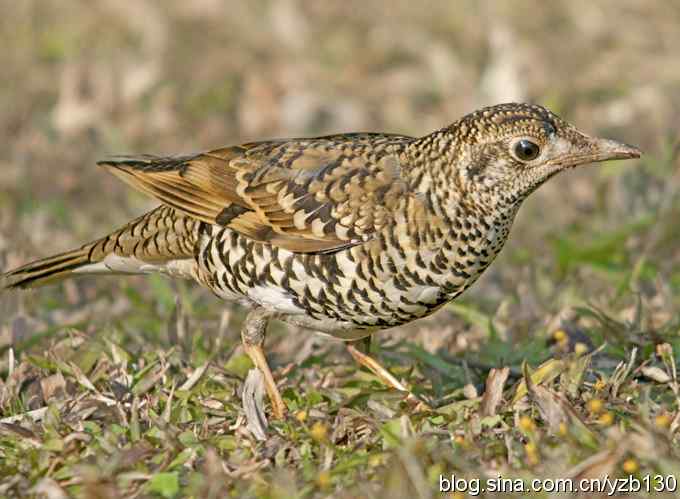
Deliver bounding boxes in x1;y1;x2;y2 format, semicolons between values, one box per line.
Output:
446;103;641;206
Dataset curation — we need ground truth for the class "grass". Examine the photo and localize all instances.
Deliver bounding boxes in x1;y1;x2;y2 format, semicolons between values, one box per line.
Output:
2;264;680;498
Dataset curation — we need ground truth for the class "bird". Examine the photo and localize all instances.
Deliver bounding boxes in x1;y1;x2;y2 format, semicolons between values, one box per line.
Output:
1;103;640;420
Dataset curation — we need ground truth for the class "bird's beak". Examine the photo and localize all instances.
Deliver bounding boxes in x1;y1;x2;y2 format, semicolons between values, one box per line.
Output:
586;137;642;162
553;136;641;169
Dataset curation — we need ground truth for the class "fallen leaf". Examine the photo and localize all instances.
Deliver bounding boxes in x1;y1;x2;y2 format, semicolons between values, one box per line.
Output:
242;368;268;441
480;366;509;417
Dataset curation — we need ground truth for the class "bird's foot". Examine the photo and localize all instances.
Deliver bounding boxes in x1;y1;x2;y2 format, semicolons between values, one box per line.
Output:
243;343;287;420
346;343;431;411
240;308;287;431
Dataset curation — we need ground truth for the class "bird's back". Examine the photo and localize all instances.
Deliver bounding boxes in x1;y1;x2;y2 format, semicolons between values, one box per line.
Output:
173;132;516;337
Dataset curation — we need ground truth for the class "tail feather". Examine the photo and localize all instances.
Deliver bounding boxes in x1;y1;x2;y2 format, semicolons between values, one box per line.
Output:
1;205;200;290
1;247;92;290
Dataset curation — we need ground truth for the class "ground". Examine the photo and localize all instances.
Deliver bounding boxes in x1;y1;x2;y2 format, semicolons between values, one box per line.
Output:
1;1;680;498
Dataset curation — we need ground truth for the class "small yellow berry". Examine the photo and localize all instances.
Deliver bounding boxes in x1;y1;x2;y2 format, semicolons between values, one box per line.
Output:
558;422;568;436
310;421;328;443
574;342;588;356
587;398;604;414
519;415;536;432
598;412;614;426
622;458;638;474
655;413;671;429
295;410;308;423
524;441;539;465
317;470;331;489
553;330;567;342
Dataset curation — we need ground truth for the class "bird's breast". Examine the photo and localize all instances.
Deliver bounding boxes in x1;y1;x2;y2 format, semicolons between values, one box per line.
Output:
194;217;512;335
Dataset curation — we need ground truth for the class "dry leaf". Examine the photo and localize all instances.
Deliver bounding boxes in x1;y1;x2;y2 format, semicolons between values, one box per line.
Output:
641;365;671;384
242;368;268;441
40;372;67;402
512;359;567;405
179;362;209;391
480;367;509;417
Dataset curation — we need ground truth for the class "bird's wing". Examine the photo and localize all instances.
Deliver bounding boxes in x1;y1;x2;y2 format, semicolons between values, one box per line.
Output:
98;134;417;253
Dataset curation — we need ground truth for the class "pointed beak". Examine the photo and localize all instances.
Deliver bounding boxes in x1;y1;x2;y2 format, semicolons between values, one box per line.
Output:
587;137;642;162
554;136;641;169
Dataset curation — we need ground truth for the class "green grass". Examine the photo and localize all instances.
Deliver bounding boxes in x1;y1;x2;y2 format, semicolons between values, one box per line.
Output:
2;284;680;497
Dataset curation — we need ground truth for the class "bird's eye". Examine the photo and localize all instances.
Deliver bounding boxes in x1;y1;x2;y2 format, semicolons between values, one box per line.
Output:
512;139;541;161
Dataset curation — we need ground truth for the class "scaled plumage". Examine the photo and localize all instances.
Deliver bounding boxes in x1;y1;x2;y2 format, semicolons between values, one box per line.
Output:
1;103;640;419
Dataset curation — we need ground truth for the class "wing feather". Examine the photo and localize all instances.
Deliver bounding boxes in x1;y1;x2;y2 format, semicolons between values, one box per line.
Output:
99;134;415;253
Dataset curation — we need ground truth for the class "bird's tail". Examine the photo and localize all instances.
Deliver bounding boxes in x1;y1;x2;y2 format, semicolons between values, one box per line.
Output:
2;246;93;290
1;205;200;290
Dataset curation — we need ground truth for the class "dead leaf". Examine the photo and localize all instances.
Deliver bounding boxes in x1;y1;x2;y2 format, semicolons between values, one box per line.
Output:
0;422;41;446
480;367;509;417
610;347;637;399
525;375;568;433
641;365;671;384
463;383;478;400
567;439;627;486
512;359;567;405
242;368;268;441
41;372;67;402
560;351;592;398
179;362;209;391
30;478;68;499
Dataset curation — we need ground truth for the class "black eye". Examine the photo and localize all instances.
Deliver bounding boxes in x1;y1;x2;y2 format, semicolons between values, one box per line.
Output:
513;139;540;161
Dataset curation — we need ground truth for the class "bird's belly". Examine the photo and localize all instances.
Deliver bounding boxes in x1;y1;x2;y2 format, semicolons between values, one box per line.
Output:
195;226;476;336
190;226;510;339
281;314;376;340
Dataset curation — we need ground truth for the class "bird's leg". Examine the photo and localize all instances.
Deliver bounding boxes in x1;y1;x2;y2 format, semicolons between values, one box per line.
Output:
241;308;287;419
354;335;373;355
346;338;428;408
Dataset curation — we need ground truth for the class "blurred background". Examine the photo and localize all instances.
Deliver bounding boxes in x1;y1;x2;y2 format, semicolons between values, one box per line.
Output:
1;0;679;360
